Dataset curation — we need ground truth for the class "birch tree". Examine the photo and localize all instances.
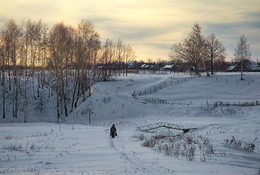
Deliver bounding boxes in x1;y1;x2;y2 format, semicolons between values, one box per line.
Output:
2;19;21;117
99;39;114;81
0;34;6;118
124;44;135;76
48;22;74;122
116;39;124;75
74;20;100;104
234;35;251;80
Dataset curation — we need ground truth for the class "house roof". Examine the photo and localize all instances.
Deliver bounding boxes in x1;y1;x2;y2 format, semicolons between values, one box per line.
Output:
227;66;236;71
163;65;174;69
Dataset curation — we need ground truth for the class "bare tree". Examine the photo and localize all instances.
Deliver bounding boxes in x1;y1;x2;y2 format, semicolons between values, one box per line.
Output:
234;35;251;80
24;19;45;99
207;34;226;75
99;39;114;81
48;22;74;121
73;20;100;108
2;19;22;118
115;39;124;76
0;34;6;118
124;44;135;76
169;23;208;75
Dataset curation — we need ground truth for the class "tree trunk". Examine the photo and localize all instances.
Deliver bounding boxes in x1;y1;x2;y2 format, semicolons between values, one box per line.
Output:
211;56;214;75
56;95;60;124
241;60;244;80
62;87;68;117
71;71;78;110
2;74;6;118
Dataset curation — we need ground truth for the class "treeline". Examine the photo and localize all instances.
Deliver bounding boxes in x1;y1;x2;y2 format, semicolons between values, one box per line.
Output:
0;19;135;122
169;24;252;78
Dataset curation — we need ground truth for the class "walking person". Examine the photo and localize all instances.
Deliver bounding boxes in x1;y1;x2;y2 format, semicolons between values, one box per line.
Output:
110;124;117;138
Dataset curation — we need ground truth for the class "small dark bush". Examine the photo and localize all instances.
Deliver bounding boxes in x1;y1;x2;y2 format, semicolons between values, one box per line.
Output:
187;145;196;161
244;143;255;152
142;138;156;148
186;136;193;144
224;136;255;152
153;134;167;140
206;144;214;154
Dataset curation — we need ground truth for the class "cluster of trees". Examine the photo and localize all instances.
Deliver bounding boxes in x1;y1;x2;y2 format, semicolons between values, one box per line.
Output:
99;38;135;80
169;23;251;77
169;24;226;75
0;19;135;122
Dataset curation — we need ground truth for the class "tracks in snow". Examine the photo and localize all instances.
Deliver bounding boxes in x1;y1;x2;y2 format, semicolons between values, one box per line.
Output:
106;129;174;175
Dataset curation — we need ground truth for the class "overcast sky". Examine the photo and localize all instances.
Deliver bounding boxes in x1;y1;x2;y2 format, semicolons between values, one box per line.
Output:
1;0;260;62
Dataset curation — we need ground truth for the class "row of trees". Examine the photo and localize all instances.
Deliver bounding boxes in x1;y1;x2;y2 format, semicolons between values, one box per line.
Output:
0;18;135;121
169;24;251;78
99;38;135;80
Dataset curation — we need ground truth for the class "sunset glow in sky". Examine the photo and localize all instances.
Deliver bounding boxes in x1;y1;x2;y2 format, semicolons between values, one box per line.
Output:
1;0;260;61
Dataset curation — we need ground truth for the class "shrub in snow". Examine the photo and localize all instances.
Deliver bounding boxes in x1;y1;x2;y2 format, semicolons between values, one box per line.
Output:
137;134;145;141
244;143;255;152
25;168;41;175
137;133;216;161
187;145;196;161
3;135;14;140
2;143;23;151
205;144;214;154
103;96;111;104
224;136;255;152
142;137;156;148
229;136;242;148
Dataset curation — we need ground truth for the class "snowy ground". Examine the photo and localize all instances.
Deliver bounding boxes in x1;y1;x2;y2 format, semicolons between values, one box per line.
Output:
1;72;260;175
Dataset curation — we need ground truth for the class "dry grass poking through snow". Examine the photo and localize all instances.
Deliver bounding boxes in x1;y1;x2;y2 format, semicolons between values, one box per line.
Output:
134;133;220;162
224;136;256;152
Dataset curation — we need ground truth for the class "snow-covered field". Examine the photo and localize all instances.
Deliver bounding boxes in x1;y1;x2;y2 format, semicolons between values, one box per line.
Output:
1;72;260;175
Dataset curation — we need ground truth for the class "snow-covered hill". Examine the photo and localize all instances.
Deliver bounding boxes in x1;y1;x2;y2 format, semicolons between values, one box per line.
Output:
1;72;260;175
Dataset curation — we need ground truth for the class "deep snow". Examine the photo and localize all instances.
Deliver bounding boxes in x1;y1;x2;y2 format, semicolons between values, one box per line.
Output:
1;72;260;175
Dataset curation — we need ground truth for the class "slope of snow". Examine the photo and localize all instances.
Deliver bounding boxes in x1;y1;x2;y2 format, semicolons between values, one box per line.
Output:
1;72;260;175
144;73;260;102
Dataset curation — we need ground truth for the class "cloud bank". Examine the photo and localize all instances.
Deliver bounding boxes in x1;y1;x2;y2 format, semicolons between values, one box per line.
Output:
1;0;259;61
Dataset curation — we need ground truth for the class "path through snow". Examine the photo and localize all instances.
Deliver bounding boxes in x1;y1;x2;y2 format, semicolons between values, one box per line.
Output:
107;129;175;175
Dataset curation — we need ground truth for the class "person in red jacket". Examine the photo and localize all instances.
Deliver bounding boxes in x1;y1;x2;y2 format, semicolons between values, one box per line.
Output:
110;124;117;138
